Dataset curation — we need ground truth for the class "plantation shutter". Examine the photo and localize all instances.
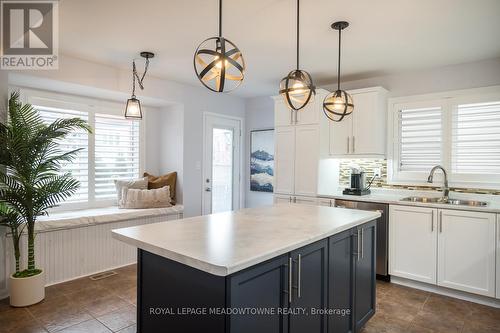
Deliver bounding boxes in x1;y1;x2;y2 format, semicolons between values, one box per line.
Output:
94;113;141;199
452;101;500;174
36;105;89;202
398;106;442;172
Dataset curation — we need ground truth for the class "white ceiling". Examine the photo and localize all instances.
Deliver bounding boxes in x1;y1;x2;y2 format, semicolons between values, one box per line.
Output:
59;0;500;98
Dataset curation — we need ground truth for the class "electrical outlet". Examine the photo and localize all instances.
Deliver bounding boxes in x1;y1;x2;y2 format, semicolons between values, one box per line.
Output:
373;168;381;178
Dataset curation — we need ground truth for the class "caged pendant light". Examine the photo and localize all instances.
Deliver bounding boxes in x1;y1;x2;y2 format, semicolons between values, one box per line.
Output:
279;0;315;111
323;21;354;122
193;0;245;93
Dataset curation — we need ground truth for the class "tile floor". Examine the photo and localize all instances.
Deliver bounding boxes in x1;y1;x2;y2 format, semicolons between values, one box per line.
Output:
1;265;499;333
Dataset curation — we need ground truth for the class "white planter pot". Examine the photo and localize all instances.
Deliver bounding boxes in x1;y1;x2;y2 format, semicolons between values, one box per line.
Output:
9;270;45;307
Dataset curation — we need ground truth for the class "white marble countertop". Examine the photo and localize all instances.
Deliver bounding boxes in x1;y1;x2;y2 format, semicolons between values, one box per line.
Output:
111;204;380;276
320;188;500;213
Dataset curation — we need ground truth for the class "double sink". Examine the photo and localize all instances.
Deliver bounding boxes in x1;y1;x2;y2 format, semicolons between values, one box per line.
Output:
400;196;488;207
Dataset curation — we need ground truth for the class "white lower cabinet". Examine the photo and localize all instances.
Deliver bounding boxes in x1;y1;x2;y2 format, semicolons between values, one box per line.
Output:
497;215;500;299
273;195;318;205
389;205;437;284
390;205;497;297
438;209;496;297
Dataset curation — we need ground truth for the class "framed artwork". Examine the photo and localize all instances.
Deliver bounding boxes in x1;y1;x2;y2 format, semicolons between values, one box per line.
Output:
250;129;274;192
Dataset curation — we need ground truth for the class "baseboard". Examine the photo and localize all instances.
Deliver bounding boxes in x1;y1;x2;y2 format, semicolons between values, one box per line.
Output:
390;276;500;308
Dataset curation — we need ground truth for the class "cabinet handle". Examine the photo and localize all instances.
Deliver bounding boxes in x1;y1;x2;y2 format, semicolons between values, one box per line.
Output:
362;228;365;259
290;110;293;125
297;254;302;298
431;210;434;232
293;197;297;203
294;110;298;124
357;229;361;261
352;136;355;153
439;211;443;233
288;257;293;303
347;137;350;154
289;196;292;203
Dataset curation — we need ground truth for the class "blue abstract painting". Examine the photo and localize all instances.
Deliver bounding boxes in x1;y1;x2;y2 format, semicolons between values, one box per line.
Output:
250;129;274;192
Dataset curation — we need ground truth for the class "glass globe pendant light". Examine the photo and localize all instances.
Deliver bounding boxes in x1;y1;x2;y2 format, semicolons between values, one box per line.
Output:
194;0;245;93
279;0;315;111
323;21;354;122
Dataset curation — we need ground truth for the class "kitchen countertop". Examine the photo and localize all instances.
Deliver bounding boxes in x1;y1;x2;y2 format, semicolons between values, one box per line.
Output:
111;204;380;276
320;189;500;213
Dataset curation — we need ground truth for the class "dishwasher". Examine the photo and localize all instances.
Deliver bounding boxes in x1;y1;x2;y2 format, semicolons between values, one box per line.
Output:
334;199;389;280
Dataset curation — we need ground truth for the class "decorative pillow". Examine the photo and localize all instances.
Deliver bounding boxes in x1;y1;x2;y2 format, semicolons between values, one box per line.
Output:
114;177;148;201
120;186;172;209
144;172;177;204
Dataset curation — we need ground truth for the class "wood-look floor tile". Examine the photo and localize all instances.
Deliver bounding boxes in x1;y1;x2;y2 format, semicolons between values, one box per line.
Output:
0;308;46;333
32;305;92;332
56;319;111;333
96;304;136;332
462;319;500;333
360;311;411;333
465;302;500;328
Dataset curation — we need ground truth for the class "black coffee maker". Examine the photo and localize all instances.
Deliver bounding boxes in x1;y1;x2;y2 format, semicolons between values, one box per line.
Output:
343;168;371;195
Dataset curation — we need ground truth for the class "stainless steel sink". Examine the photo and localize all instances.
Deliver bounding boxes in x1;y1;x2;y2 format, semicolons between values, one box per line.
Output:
400;196;488;207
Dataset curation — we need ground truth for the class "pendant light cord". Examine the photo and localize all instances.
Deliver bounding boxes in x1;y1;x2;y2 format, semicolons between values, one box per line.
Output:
296;0;300;70
219;0;222;37
131;58;150;97
337;27;342;91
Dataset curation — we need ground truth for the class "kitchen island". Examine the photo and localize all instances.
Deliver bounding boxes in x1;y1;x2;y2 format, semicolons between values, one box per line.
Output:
112;204;380;333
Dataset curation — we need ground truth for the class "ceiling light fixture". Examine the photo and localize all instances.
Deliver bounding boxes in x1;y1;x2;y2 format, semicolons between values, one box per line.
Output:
279;0;315;111
125;52;154;120
194;0;245;93
323;21;353;122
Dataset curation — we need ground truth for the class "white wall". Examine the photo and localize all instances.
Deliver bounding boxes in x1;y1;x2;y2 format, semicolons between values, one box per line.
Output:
245;97;275;208
7;54;246;217
324;58;500;97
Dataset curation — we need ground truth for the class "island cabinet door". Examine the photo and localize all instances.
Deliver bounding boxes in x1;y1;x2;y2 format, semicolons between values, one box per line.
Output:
228;254;289;333
354;221;377;332
328;229;355;333
289;239;328;333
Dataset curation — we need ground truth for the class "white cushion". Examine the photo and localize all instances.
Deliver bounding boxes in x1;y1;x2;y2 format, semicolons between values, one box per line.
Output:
114;177;148;201
120;186;173;209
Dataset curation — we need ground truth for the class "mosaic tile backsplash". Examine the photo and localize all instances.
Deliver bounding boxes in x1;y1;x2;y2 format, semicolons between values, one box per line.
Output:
339;159;500;195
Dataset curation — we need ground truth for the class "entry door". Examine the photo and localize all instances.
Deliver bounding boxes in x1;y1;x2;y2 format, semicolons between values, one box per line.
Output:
202;114;241;215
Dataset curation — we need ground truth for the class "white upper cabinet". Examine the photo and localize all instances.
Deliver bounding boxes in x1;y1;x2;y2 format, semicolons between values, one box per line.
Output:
273;90;328;127
389;205;438;284
294;125;319;196
437;209;496;297
274;126;295;195
328;87;388;157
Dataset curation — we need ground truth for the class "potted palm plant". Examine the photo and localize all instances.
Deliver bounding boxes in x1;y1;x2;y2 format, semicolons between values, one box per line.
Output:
0;92;91;306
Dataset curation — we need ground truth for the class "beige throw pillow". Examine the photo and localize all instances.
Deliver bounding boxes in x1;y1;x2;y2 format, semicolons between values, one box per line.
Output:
114;177;148;201
120;186;172;209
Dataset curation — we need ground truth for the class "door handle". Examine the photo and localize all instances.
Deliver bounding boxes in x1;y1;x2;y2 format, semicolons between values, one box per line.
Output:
297;254;302;298
205;187;211;192
347;137;350;154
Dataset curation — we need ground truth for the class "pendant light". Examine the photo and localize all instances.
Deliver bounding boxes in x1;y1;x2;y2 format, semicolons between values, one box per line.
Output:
279;0;315;111
323;21;354;122
194;0;245;92
125;52;154;119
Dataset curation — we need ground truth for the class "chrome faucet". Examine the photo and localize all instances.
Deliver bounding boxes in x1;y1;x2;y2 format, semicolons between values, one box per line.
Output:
427;165;449;200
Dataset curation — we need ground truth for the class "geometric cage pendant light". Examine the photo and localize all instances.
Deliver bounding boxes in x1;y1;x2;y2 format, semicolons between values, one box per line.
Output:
279;0;316;111
194;0;245;93
323;21;354;122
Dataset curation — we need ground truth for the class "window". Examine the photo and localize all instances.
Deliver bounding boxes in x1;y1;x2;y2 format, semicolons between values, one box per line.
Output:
452;101;500;175
389;86;500;188
21;89;144;209
399;106;442;172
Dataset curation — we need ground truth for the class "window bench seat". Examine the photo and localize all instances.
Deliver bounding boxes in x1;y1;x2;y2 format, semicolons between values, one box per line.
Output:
4;205;184;289
36;205;184;232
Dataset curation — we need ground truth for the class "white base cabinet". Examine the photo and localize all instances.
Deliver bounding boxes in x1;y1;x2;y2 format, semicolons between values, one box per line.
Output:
389;206;437;284
390;205;497;297
273;195;318;206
